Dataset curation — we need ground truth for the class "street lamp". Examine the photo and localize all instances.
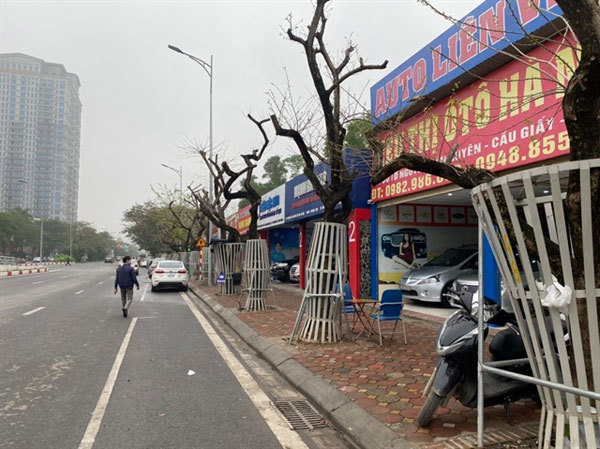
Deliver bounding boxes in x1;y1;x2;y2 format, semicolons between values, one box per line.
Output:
161;163;183;205
17;180;43;262
168;43;214;285
30;217;44;263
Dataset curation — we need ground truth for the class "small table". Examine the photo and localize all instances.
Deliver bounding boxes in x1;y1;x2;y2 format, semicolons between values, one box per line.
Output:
350;298;378;340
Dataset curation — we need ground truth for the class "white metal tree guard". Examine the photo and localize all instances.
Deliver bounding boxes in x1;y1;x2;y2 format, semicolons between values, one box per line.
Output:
290;222;347;344
213;242;245;295
240;239;273;311
471;159;600;449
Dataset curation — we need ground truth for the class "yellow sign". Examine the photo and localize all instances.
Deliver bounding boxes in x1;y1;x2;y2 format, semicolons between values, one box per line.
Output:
196;237;207;248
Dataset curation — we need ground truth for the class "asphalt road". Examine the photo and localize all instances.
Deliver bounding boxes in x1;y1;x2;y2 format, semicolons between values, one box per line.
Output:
0;263;348;449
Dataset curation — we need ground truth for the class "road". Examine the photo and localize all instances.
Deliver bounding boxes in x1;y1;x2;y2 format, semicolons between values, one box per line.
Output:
0;262;348;449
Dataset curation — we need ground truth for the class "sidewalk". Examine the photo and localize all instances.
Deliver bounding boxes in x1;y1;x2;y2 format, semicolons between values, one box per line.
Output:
189;281;540;449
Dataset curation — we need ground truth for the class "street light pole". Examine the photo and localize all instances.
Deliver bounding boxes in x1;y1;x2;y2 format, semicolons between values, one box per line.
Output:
69;219;73;263
39;218;43;262
17;179;44;262
161;163;183;205
168;44;214;286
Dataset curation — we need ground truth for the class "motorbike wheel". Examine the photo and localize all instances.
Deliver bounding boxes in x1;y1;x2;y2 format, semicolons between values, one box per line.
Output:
417;392;444;427
440;285;452;308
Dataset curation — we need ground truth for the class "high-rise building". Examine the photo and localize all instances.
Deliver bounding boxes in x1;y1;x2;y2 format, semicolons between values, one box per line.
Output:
0;53;81;222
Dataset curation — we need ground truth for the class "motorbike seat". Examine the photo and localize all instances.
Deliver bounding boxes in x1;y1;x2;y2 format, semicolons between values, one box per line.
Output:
489;326;527;361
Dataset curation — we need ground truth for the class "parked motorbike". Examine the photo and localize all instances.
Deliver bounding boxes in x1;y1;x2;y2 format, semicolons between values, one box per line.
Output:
417;288;538;427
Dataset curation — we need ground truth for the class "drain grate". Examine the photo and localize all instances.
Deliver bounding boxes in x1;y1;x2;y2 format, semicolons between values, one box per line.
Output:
273;400;327;430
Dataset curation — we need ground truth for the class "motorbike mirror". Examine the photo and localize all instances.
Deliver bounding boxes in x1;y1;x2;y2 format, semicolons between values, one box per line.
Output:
458;291;473;314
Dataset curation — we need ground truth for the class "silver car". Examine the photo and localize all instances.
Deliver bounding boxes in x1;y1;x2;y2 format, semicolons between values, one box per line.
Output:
289;262;300;283
399;245;478;306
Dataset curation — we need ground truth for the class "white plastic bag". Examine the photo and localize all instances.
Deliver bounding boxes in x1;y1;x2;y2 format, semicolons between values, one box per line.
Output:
541;281;572;309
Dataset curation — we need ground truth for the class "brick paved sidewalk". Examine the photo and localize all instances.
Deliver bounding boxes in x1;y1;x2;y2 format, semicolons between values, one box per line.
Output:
191;281;540;448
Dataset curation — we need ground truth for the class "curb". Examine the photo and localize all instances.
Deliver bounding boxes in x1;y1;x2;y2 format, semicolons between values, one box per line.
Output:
190;285;413;449
0;267;49;277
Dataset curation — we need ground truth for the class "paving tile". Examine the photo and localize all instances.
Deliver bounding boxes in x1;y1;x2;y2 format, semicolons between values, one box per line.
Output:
192;282;542;449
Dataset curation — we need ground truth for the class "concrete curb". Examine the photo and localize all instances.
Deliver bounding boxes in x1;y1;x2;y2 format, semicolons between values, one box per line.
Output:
190;285;413;449
0;267;49;277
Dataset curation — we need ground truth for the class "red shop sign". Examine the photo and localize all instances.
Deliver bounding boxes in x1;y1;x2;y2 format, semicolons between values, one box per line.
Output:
372;32;577;202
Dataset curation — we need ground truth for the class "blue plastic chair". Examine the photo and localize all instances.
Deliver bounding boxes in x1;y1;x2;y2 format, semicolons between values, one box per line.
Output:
334;283;358;333
342;283;360;332
369;289;407;346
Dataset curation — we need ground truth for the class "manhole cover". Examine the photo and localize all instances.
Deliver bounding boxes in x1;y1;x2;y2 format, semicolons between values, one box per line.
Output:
273;400;327;430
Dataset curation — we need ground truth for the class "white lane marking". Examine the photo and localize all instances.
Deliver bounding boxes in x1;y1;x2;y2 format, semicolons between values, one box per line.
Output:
22;306;46;316
78;318;137;449
139;283;149;302
61;275;69;279
32;281;43;285
180;292;309;449
97;281;103;285
75;290;85;295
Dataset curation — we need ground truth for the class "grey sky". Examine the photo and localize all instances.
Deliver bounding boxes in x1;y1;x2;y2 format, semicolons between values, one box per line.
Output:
1;0;474;237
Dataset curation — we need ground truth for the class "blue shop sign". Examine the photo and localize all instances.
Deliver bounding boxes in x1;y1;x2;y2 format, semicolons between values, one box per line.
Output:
284;159;371;223
258;184;286;230
370;0;562;124
284;164;329;222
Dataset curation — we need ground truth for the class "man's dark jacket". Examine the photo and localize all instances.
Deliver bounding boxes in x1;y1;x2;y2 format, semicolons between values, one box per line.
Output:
114;264;139;289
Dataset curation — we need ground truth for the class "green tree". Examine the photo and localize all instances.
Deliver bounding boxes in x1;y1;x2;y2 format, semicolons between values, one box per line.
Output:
283;155;304;178
344;117;372;150
122;198;205;254
262;155;287;189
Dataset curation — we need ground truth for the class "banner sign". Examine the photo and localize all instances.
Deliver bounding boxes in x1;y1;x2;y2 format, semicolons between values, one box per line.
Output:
284;164;330;222
371;33;576;202
370;0;563;124
236;204;251;235
257;184;286;230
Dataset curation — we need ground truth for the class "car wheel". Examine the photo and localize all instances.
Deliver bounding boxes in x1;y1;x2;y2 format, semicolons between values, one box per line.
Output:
440;285;453;308
151;285;157;292
182;286;188;292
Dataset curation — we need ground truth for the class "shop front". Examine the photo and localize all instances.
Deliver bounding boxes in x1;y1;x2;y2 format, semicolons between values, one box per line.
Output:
283;161;371;294
369;0;574;303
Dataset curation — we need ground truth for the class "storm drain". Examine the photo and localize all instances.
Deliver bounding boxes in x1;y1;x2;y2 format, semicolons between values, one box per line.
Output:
273;400;327;430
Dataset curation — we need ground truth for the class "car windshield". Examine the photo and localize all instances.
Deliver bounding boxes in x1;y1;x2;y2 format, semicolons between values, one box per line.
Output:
425;248;476;267
158;261;184;269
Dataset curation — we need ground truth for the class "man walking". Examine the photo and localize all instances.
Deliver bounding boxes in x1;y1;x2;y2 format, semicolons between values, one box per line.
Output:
114;256;139;317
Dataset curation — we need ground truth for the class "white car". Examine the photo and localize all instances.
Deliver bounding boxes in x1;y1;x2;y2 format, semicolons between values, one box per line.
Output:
289;262;300;283
118;259;139;275
151;260;188;292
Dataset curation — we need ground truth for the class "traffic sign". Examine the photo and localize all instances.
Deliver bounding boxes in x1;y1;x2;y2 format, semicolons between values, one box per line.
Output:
216;272;226;284
196;237;207;248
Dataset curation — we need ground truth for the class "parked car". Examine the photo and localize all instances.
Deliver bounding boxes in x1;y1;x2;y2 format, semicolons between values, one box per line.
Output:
270;256;299;282
289;262;300;283
151;260;188;292
33;257;41;263
147;258;165;278
449;257;542;314
118;258;139;275
399;245;478;306
104;257;114;263
138;258;147;268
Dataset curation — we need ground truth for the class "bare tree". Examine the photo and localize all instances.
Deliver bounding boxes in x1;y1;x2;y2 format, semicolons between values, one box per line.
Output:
270;0;388;223
188;114;271;240
167;200;208;251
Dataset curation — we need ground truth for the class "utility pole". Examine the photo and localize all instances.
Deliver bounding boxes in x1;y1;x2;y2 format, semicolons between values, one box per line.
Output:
168;44;214;286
